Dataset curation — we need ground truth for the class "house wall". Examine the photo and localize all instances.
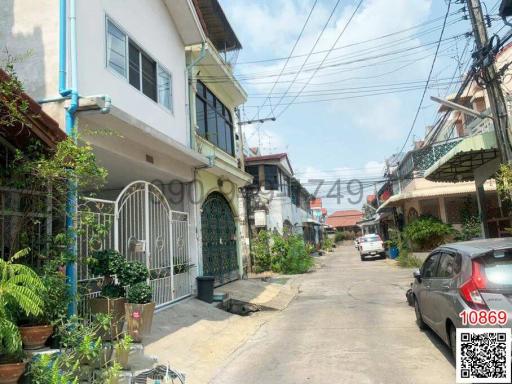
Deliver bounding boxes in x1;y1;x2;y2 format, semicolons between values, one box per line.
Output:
76;0;188;146
2;0;190;147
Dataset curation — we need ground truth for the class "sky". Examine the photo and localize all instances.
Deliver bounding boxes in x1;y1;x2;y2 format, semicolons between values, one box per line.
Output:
217;0;502;213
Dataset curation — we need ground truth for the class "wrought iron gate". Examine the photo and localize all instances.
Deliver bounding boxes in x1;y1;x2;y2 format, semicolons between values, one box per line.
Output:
201;192;238;285
78;181;192;311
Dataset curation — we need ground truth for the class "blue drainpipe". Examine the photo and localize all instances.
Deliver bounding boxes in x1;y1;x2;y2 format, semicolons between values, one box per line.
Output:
60;0;78;316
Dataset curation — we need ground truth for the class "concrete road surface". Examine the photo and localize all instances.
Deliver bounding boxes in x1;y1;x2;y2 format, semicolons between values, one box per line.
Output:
210;245;455;384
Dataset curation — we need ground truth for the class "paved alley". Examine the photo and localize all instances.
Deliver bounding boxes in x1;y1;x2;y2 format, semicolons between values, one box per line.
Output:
210;245;455;384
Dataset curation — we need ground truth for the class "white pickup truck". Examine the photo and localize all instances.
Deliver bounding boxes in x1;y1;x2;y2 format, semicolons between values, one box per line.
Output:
359;234;385;261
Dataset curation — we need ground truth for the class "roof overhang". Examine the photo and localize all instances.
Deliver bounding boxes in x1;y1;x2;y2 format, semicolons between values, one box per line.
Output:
377;181;496;212
164;0;206;46
192;0;242;52
424;131;499;182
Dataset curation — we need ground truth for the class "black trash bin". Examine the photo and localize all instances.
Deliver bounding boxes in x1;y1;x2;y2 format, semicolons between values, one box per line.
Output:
196;276;215;303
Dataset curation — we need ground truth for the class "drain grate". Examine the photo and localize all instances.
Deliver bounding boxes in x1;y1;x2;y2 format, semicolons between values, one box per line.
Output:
217;299;264;316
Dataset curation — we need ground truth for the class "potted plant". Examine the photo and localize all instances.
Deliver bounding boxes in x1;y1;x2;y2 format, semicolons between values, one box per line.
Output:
120;261;155;343
87;250;127;340
17;264;69;350
0;250;44;384
113;334;133;370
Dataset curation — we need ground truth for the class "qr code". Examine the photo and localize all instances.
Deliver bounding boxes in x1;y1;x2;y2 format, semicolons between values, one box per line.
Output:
456;328;511;383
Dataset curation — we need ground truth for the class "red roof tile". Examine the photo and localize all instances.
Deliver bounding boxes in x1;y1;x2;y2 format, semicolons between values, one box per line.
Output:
326;210;363;228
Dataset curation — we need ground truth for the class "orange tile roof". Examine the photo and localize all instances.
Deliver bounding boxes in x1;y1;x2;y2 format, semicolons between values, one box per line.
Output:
326;210;363;228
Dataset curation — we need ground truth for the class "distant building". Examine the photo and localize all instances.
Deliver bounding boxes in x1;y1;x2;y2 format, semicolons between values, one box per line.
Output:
244;153;318;243
326;210;363;233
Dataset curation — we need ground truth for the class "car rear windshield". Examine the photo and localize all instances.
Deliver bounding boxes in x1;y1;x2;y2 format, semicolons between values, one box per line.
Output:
478;250;512;287
362;235;380;242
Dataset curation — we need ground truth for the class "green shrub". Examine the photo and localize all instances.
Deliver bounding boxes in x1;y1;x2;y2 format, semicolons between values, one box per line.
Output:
334;231;355;242
334;231;346;242
403;216;453;251
251;231;314;274
270;234;313;274
458;216;481;241
397;248;423;268
251;230;271;273
127;282;152;304
322;238;334;251
117;261;149;286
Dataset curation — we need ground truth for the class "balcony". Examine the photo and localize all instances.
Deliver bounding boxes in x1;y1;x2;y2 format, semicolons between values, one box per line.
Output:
397;139;462;188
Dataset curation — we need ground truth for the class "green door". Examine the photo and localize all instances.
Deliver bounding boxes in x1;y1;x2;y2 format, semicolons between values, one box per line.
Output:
201;192;238;285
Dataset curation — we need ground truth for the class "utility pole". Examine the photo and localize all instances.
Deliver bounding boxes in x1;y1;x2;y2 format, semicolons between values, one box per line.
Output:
467;0;512;238
467;0;512;163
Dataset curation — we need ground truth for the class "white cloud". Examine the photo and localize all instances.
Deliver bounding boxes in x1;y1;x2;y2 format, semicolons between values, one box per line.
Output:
222;0;439;144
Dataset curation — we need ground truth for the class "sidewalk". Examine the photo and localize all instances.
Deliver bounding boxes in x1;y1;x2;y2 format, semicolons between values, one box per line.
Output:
143;276;299;384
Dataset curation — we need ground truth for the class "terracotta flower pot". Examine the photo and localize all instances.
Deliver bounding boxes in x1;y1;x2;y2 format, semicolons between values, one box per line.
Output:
124;302;156;343
90;297;127;340
19;324;53;350
0;361;26;384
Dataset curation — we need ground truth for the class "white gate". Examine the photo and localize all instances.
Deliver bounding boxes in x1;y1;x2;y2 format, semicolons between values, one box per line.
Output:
78;181;192;310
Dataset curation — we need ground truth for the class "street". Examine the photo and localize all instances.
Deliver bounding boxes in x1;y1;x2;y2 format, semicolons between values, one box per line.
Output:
211;245;455;384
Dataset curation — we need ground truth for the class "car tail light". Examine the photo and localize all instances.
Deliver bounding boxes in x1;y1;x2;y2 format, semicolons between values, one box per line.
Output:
459;260;487;307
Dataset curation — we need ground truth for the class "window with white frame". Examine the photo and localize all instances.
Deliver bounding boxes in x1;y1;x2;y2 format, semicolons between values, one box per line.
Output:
106;18;172;111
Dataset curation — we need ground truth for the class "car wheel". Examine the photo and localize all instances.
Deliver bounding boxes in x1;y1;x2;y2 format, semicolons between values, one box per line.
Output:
449;325;457;359
380;252;386;259
360;255;365;261
414;297;427;330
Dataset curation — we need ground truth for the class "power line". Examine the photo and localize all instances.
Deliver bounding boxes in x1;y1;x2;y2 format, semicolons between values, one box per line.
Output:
275;0;365;118
201;10;464;66
251;0;319;121
199;32;465;83
264;0;343;121
397;0;452;156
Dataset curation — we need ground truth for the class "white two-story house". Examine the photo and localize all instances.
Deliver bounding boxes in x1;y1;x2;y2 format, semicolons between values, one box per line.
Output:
1;0;212;309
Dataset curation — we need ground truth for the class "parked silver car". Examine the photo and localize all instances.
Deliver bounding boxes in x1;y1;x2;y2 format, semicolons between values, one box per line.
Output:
412;238;512;357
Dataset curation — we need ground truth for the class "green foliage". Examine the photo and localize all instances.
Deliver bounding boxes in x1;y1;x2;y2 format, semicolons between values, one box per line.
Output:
117;261;149;287
334;231;355;242
251;231;314;274
275;235;315;274
17;262;69;326
127;282;153;304
322;237;334;251
0;249;44;357
397;248;423;268
458;216;482;241
29;314;117;383
251;230;271;273
403;215;453;251
496;163;512;203
88;250;126;299
0;57;29;128
100;284;126;299
114;334;133;352
28;353;78;384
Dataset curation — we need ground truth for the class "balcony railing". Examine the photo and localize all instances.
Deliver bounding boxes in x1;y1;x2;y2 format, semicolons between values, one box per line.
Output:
466;109;494;135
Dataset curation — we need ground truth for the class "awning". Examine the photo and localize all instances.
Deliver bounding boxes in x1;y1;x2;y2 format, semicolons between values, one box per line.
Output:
357;214;381;226
376;181;496;212
424;131;498;182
